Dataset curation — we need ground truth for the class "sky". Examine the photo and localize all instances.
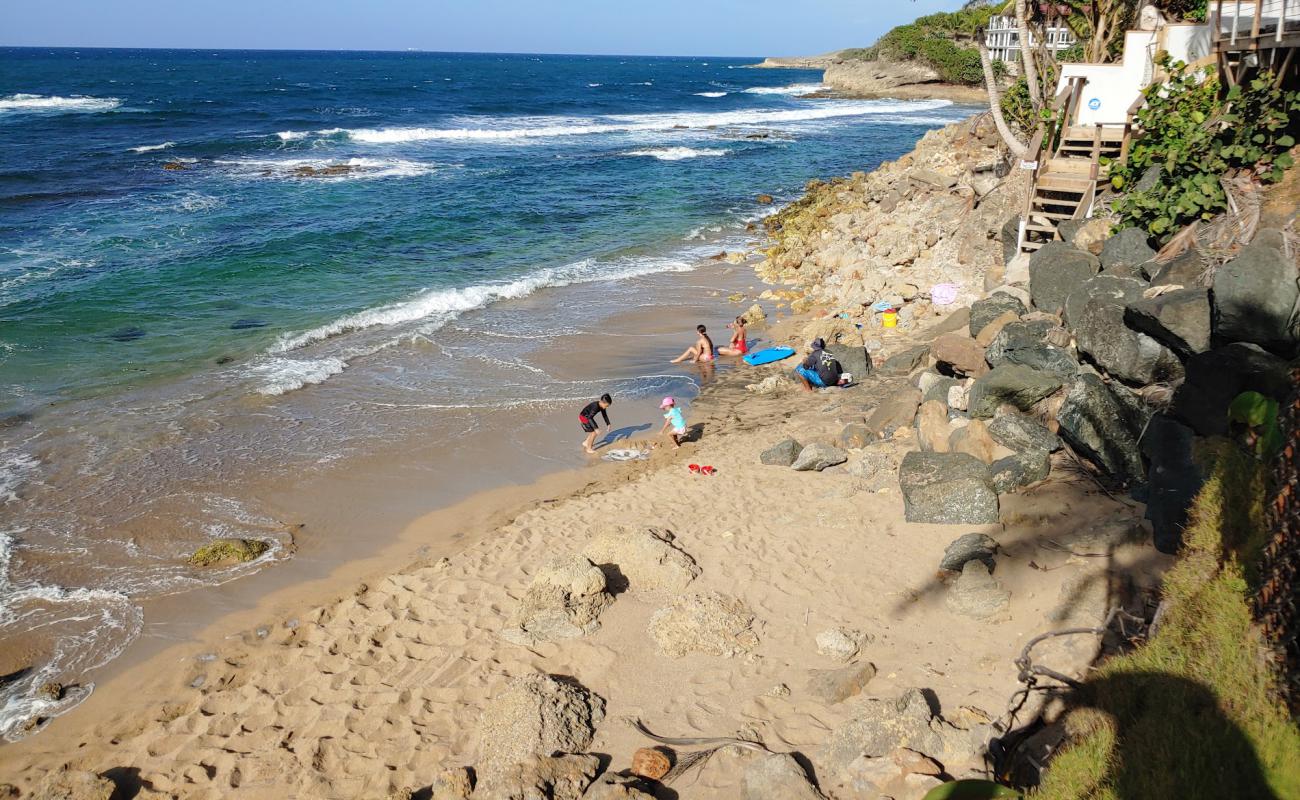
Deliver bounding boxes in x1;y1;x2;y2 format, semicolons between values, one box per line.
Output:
3;0;969;56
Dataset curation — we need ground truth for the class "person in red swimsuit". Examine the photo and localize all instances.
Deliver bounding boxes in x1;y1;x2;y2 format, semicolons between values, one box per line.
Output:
717;316;748;356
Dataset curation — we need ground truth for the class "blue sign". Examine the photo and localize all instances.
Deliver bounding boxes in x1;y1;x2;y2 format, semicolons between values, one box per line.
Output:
1088;97;1101;110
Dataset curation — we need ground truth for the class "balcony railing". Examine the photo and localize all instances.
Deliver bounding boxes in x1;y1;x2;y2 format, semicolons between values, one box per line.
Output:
1210;0;1300;48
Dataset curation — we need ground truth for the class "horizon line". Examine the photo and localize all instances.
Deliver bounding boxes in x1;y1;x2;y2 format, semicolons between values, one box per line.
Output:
0;44;778;60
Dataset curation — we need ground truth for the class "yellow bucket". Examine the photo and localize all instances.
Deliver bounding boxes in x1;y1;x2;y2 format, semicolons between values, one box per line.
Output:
882;310;899;328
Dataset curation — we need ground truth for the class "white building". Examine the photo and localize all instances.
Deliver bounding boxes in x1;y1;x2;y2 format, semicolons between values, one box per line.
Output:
985;15;1078;68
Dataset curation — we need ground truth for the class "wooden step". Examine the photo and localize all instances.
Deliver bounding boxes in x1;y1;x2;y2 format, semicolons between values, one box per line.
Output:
1025;223;1058;234
1035;175;1093;193
1028;209;1076;220
1021;240;1045;251
1046;157;1095;175
1063;126;1125;142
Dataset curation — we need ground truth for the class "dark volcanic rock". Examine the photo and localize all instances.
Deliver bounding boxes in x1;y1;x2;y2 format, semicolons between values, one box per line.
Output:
1171;343;1292;436
1100;227;1156;273
989;448;1050;492
107;326;146;342
1057;373;1145;484
1141;414;1205;554
879;345;930;376
1029;242;1100;313
898;451;999;524
230;318;268;330
1213;237;1300;354
940;532;1000;572
1124;287;1212;357
967;364;1062;418
1074;296;1184;385
1149;249;1207;287
987;411;1062;454
826;343;873;380
985;320;1079;380
1064;274;1145;329
969;293;1027;338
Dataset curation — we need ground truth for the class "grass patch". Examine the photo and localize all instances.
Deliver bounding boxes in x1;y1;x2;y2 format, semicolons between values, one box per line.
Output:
1033;442;1300;799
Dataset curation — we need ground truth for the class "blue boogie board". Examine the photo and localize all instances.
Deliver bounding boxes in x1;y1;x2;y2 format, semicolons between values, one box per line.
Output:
743;346;796;366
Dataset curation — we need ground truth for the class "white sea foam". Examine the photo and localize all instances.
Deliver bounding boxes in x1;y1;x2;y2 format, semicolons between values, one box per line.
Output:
339;99;953;144
742;83;827;96
247;356;348;396
694;91;728;98
624;147;729;161
214;156;436;180
0;453;39;505
0;94;122;113
271;254;694;356
128;141;175;153
276;127;344;142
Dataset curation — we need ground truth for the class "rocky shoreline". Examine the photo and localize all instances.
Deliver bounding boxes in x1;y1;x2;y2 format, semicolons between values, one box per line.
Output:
6;110;1294;799
756;53;987;103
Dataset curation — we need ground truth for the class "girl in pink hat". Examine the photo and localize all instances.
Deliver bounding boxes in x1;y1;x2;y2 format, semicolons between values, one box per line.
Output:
660;396;687;448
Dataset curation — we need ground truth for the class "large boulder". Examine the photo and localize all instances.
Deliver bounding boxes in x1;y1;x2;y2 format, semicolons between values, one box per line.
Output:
898;451;999;524
582;527;700;593
1213;237;1300;354
826;343;873;380
1056;373;1145;485
1100;227;1156;273
475;754;602;800
793;442;850;472
865;386;923;437
931;334;988;377
1149;249;1206;287
649;593;758;658
1074;296;1184;385
967;364;1062;418
968;293;1027;338
985;320;1078;380
946;561;1011;619
760;438;803;466
987;411;1062;454
477;674;606;776
879;345;930;376
1029;243;1101;313
989;448;1051;492
1141;414;1206;554
502;554;613;646
743;753;827;800
1063;274;1145;329
1124;287;1212;357
1172;343;1292;436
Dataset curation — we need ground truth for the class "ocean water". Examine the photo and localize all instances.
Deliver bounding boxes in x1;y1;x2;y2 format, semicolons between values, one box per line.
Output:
0;48;972;738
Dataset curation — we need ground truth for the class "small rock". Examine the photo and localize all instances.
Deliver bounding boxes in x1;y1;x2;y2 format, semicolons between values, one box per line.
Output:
1068;217;1113;254
583;773;656;799
649;593;758;658
816;627;861;661
879;345;930;376
948;419;999;464
940;532;1000;572
742;753;827;800
837;424;873;450
37;681;63;701
760;438;803;466
746;303;767;323
987;410;1061;454
916;400;953;453
898;451;999;525
946;561;1010;619
429;767;474;800
792;443;849;472
968;293;1026;338
975;310;1020;347
630;748;672;781
747;375;789;395
583;527;700;594
501;554;613;646
806;662;877;704
187;538;270;567
757;194;774;204
475;754;601;800
866;386;923;437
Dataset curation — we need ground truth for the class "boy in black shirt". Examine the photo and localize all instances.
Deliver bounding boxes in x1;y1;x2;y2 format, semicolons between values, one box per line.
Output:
579;394;613;454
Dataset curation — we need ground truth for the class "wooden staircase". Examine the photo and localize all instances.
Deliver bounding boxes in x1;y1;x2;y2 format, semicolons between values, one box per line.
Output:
1018;79;1126;252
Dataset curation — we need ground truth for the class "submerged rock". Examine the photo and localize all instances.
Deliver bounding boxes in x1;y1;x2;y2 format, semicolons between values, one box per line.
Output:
649;592;758;658
188;538;270;567
477;674;605;776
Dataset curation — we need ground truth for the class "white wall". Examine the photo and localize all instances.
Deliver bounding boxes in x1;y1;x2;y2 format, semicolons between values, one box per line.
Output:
1055;31;1157;126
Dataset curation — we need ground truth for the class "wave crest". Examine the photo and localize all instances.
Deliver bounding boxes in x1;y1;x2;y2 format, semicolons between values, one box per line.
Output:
0;94;122;113
624;147;728;161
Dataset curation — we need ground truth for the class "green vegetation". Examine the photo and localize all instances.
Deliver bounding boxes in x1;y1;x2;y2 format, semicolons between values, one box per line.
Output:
849;5;1000;85
1158;0;1208;21
1032;442;1300;799
188;537;270;567
1110;56;1299;241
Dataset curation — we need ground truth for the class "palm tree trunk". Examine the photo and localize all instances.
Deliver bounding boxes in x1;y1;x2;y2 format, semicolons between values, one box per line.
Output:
978;36;1029;158
1016;0;1043;107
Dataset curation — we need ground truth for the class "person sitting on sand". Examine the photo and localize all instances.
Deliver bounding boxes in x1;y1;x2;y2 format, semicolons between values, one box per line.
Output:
579;393;612;454
716;316;748;356
660;396;687;448
671;324;714;364
793;337;846;392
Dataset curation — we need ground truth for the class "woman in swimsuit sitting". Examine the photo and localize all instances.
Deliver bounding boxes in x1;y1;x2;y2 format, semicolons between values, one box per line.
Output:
716;316;748;357
671;324;715;364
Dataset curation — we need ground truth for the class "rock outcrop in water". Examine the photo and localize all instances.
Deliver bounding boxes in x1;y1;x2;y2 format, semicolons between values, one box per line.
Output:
187;538;270;567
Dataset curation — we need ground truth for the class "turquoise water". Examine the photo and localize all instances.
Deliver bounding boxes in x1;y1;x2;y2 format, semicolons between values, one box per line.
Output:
0;48;972;738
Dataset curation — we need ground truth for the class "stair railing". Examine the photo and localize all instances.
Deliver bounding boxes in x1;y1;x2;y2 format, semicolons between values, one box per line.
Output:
1018;78;1085;251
